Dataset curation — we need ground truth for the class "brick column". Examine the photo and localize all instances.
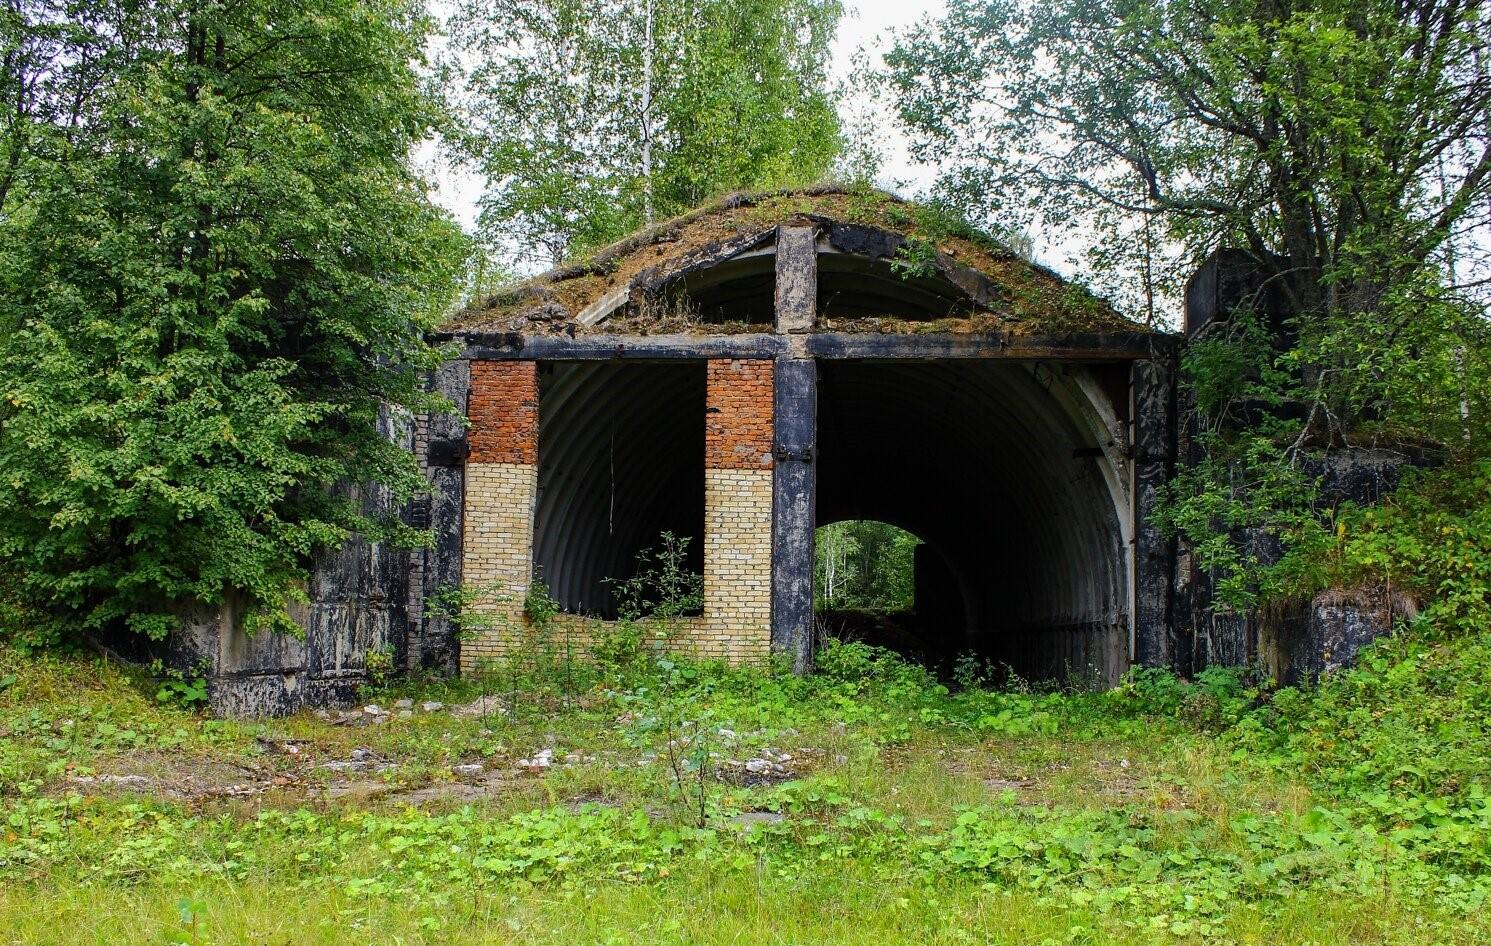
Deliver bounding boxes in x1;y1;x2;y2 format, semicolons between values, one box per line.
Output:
703;359;775;661
460;361;539;672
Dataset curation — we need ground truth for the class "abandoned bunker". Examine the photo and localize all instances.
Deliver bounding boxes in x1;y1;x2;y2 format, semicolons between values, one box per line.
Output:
175;188;1200;716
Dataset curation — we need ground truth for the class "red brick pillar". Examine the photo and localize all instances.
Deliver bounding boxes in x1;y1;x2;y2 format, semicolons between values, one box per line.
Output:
703;359;775;660
461;361;539;671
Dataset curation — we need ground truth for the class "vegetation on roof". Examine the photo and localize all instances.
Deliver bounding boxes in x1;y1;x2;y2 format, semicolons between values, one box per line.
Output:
446;186;1147;336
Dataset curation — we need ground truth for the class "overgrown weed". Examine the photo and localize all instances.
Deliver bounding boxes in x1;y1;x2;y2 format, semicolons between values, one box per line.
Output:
4;617;1491;943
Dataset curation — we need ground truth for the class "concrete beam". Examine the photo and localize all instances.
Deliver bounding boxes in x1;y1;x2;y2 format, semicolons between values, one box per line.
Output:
808;331;1178;361
436;331;1178;363
446;333;784;361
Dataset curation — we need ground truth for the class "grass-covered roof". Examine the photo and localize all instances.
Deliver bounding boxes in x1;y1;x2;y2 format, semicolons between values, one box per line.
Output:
447;186;1147;337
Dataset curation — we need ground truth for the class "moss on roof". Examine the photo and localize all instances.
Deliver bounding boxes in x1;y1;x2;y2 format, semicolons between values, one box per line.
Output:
446;185;1146;336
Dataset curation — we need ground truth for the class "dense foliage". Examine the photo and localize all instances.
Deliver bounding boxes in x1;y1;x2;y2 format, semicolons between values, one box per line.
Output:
0;0;467;646
886;0;1491;339
885;0;1491;612
446;0;845;267
814;520;918;612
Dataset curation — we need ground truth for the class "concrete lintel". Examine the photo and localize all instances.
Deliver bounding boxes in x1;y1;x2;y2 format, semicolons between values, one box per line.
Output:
446;333;785;361
809;331;1178;361
438;331;1179;363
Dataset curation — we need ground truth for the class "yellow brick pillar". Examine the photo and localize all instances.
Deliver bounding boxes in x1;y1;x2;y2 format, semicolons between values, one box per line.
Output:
460;361;539;672
702;359;774;661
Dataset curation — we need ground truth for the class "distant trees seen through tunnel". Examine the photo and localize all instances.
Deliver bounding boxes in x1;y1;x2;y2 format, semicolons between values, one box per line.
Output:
813;521;920;614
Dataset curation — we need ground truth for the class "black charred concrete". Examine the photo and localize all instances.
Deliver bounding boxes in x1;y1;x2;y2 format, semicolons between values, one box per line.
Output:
1264;587;1419;684
1132;358;1179;668
419;359;469;674
770;227;819;670
171;413;418;717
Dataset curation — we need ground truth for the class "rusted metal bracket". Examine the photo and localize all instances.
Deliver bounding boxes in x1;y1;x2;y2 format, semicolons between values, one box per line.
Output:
773;443;813;464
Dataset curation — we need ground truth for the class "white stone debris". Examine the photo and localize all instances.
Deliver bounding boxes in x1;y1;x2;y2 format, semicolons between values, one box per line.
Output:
321;748;397;774
452;695;507;718
70;774;152;789
516;748;553;770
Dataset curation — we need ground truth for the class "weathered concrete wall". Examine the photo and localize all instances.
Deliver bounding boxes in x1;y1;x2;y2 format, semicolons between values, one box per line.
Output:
1172;446;1429;681
171;413;416;717
1260;587;1418;684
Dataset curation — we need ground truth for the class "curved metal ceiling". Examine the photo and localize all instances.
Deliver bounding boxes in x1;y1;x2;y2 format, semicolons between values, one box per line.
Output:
672;250;972;325
534;362;705;617
816;361;1127;680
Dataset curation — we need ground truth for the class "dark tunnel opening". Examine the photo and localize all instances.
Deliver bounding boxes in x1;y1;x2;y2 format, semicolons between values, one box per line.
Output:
534;362;706;618
815;361;1128;684
666;248;977;324
817;253;973;320
674;252;775;324
813;520;971;663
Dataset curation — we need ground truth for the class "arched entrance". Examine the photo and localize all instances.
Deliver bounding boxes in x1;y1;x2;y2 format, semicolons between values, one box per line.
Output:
815;360;1130;683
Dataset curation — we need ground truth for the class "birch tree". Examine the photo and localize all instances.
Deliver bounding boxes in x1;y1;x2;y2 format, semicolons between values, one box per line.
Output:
448;0;843;267
886;0;1491;445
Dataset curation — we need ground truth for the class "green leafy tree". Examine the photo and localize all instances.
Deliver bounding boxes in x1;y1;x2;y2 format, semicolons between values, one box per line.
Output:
815;520;918;612
447;0;844;266
886;0;1491;439
0;0;467;645
885;0;1491;610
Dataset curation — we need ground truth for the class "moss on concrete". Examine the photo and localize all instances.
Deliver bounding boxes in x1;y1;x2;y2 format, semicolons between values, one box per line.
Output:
446;186;1145;336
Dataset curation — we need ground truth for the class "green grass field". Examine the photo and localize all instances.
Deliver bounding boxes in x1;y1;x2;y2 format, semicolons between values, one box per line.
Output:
2;638;1489;945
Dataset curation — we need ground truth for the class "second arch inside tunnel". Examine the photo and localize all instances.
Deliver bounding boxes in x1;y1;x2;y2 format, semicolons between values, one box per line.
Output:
814;361;1129;684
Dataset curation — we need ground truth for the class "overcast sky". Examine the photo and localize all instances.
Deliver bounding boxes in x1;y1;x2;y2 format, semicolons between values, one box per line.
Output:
423;0;947;233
